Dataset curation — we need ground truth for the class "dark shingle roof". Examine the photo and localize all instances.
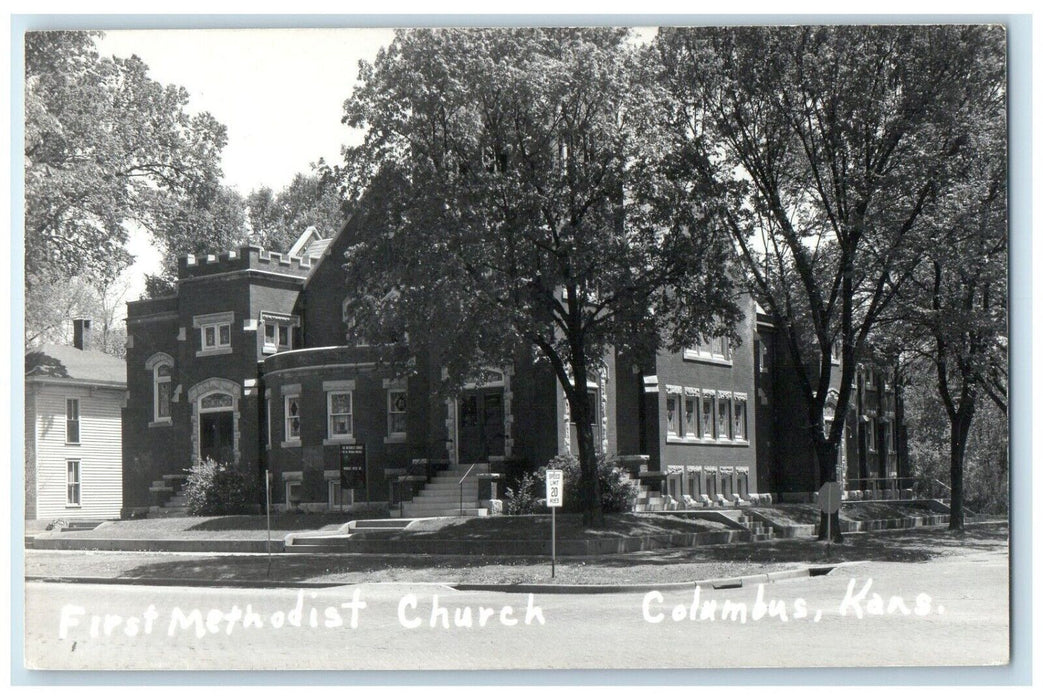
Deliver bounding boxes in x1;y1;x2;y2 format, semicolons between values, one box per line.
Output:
26;344;126;386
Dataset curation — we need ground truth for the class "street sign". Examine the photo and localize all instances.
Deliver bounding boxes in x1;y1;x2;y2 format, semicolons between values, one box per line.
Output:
340;444;367;490
816;481;843;514
546;469;564;507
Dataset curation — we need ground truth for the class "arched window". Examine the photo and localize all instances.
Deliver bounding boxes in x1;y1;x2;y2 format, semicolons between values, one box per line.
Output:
154;363;172;421
145;352;175;426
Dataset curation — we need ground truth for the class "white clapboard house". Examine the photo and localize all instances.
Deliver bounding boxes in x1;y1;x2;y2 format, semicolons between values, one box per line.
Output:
25;320;126;520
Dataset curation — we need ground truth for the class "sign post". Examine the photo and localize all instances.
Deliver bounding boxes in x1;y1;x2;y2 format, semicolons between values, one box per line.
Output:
265;470;272;578
545;469;564;578
816;481;843;558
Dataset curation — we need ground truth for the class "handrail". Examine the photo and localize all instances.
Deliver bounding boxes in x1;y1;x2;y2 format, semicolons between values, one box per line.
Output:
933;478;952;493
459;463;479;515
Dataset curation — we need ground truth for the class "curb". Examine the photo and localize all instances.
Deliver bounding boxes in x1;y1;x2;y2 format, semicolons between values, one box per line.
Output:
26;563;849;594
451;563;841;594
24;575;342;589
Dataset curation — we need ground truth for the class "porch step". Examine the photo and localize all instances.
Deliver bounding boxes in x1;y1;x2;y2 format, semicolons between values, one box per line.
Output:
396;463;490;517
400;505;488;518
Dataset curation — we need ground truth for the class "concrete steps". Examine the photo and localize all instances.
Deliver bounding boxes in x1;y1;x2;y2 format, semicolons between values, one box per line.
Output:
397;463;490;518
148;472;191;517
736;513;774;541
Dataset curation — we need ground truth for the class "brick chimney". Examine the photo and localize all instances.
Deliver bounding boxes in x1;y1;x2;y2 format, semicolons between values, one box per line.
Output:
73;318;92;350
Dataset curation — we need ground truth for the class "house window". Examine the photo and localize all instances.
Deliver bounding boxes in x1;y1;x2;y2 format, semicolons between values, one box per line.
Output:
154;364;172;422
831;340;842;365
285;394;301;442
866;419;878;453
201;322;231;350
387;389;407;437
328;479;343;509
66;460;81;506
66;398;80;444
717;394;732;440
701;392;715;439
665;387;682;437
285;481;302;508
262;315;296;354
684;392;698;438
732;395;747;442
328;391;353;439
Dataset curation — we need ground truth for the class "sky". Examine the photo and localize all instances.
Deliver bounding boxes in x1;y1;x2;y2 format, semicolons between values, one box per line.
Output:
95;28;397;304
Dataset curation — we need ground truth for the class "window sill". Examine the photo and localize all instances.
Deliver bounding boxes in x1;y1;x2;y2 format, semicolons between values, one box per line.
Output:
65;504;81;509
665;436;750;447
65;442;81;447
196;347;233;357
149;419;173;428
682;351;732;367
280;439;302;449
384;435;407;445
323;436;357;446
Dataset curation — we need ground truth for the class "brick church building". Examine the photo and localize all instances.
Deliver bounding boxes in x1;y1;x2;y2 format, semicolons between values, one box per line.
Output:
123;220;908;517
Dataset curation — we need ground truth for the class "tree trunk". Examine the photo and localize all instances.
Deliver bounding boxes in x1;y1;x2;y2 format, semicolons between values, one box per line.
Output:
568;354;603;526
948;399;976;532
816;440;843;543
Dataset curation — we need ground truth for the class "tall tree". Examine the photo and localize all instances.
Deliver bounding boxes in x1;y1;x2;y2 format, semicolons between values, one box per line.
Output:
246;172;346;253
892;80;1007;530
653;26;1005;538
155;182;250;282
25;272;129;357
336;28;738;524
25;30;231;295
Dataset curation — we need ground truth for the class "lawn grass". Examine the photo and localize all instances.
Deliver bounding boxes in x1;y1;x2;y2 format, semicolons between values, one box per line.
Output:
750;501;939;526
25;522;1009;586
399;513;729;540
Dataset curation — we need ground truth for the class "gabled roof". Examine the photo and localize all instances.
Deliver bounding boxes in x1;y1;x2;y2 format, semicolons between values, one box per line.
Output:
287;226;330;260
25;344;126;387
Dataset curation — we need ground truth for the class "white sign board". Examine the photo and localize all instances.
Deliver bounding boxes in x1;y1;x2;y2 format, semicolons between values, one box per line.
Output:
545;469;564;508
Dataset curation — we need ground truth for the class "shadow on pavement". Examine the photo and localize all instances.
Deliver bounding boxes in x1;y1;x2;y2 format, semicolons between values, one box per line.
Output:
597;522;1010;567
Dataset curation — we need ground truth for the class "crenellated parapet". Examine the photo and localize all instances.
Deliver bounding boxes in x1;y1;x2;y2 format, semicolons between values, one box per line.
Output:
177;245;324;280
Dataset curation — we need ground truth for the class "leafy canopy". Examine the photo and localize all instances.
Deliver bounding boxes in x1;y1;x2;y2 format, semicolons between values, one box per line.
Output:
336;28;739;395
25;31;231;290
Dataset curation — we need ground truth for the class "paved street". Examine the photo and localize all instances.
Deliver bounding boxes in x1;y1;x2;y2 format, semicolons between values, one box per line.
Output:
24;547;1008;671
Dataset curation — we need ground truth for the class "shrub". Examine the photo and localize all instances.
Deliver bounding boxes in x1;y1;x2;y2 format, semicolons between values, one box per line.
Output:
503;471;545;515
502;454;638;515
183;459;258;516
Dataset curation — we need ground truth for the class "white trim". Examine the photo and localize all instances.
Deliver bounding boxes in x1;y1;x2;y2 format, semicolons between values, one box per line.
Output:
66;459;81;507
284;393;302;443
192;311;234;328
322;379;355;392
323;436;357;446
263;363;377;379
65;397;80;445
326;389;353;440
145;352;174;371
387;388;407;439
196;347;233;358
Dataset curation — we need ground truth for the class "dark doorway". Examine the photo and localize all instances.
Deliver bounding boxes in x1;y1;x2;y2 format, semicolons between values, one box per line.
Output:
200;411;235;464
458;389;505;463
